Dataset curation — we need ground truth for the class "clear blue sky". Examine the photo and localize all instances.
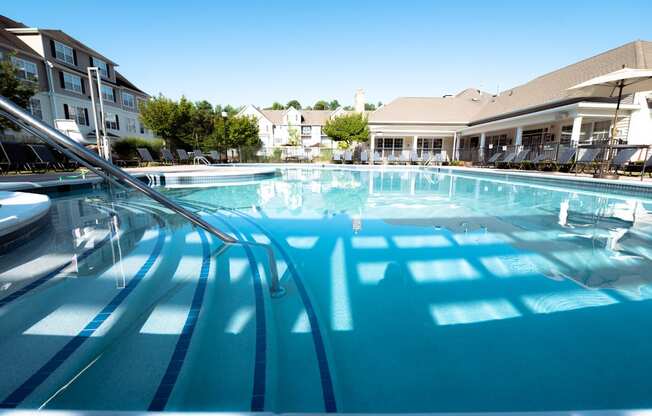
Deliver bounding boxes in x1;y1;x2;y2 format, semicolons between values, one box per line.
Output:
4;0;651;108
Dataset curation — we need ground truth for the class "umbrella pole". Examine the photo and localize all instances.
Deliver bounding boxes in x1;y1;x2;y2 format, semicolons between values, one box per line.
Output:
603;80;624;176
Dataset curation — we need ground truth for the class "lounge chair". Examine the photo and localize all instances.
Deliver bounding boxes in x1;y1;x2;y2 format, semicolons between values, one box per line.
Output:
496;151;517;168
176;149;191;164
360;150;368;164
610;148;638;175
372;151;382;164
160;148;176;165
387;153;397;164
227;148;239;163
136;148;158;166
574;148;601;173
420;151;432;165
1;142;48;173
332;152;342;164
538;148;575;171
410;151;419;164
399;150;411;164
29;144;77;171
343;151;353;164
486;152;504;166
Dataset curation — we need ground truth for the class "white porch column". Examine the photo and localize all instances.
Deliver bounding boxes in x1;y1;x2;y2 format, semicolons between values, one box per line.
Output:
515;127;523;147
479;132;486;160
570;116;583;146
452;132;458;161
369;133;375;165
412;135;418;153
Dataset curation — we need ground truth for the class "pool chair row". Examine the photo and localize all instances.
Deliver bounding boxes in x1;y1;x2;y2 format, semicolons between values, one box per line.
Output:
333;150;449;165
484;146;652;176
132;148;240;167
0;141;79;174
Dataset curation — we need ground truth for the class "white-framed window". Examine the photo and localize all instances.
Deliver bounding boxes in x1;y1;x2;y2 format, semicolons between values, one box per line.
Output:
374;137;404;156
301;126;311;136
11;56;38;82
139;122;145;134
592;121;611;142
122;91;135;109
126;118;137;133
28;98;42;119
54;41;75;65
101;85;115;102
62;72;82;93
64;104;88;125
105;112;119;130
93;57;108;77
416;137;443;156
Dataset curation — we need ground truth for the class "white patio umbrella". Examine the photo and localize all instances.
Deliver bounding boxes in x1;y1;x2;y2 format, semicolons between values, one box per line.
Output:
568;67;652;176
569;67;652;137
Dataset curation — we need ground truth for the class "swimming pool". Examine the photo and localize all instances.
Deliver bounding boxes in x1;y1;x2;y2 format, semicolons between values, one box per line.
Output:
1;166;652;413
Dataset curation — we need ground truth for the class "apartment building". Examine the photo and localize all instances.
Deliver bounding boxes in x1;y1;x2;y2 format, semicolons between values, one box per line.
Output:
0;15;152;143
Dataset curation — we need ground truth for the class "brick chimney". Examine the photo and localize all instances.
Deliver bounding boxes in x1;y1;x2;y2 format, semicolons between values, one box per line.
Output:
354;89;365;113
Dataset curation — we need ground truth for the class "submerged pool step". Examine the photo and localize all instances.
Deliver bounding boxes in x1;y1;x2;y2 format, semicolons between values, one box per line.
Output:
42;227;213;411
0;200;215;410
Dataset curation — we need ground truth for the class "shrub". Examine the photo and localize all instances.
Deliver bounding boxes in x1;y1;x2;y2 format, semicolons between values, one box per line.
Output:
113;137;165;160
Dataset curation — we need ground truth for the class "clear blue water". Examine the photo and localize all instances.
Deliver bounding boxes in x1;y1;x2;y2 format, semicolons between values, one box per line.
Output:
2;167;652;413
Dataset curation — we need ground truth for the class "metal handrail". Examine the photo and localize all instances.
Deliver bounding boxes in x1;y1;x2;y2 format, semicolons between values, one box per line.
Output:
0;95;284;296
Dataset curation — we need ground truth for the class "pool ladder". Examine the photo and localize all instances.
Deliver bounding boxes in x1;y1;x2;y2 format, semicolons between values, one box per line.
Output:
0;95;285;297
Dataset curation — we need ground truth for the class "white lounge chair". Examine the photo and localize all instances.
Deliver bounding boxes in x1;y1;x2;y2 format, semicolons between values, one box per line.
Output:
333;152;342;163
360;150;368;163
344;151;353;164
373;151;382;164
387;153;397;164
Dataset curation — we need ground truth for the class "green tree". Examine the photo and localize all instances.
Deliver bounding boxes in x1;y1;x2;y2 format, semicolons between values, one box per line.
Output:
364;103;376;111
328;100;340;110
288;125;300;146
227;115;261;148
139;94;193;148
286;100;301;110
323;113;369;148
0;55;37;130
266;102;284;110
313;100;329;110
190;100;214;150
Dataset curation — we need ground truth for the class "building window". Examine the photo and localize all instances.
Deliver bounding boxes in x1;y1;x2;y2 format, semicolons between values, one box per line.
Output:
93;57;108;77
11;56;38;82
105;112;119;130
126;117;137;133
301;126;312;136
62;72;83;93
592;121;611;142
122;92;135;109
28;98;42;119
64;104;88;125
101;85;115;102
416;137;443;156
54;41;75;65
374;137;404;156
139;122;145;134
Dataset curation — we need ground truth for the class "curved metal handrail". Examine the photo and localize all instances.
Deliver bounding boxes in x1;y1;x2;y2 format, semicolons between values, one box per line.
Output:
0;95;284;296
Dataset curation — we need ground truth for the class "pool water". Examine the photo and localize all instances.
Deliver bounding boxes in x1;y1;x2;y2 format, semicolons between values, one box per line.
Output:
2;167;652;413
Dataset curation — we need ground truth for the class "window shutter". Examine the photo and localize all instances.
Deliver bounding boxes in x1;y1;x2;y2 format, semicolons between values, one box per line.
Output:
80;79;85;94
72;49;77;65
115;114;120;130
50;39;56;57
63;104;69;119
89;56;93;67
84;108;89;125
59;71;65;88
112;88;116;102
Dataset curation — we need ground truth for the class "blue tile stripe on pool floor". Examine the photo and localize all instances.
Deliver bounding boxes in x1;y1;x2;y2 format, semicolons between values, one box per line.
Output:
0;217;166;409
212;215;267;412
0;233;112;309
147;229;211;411
230;210;338;413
